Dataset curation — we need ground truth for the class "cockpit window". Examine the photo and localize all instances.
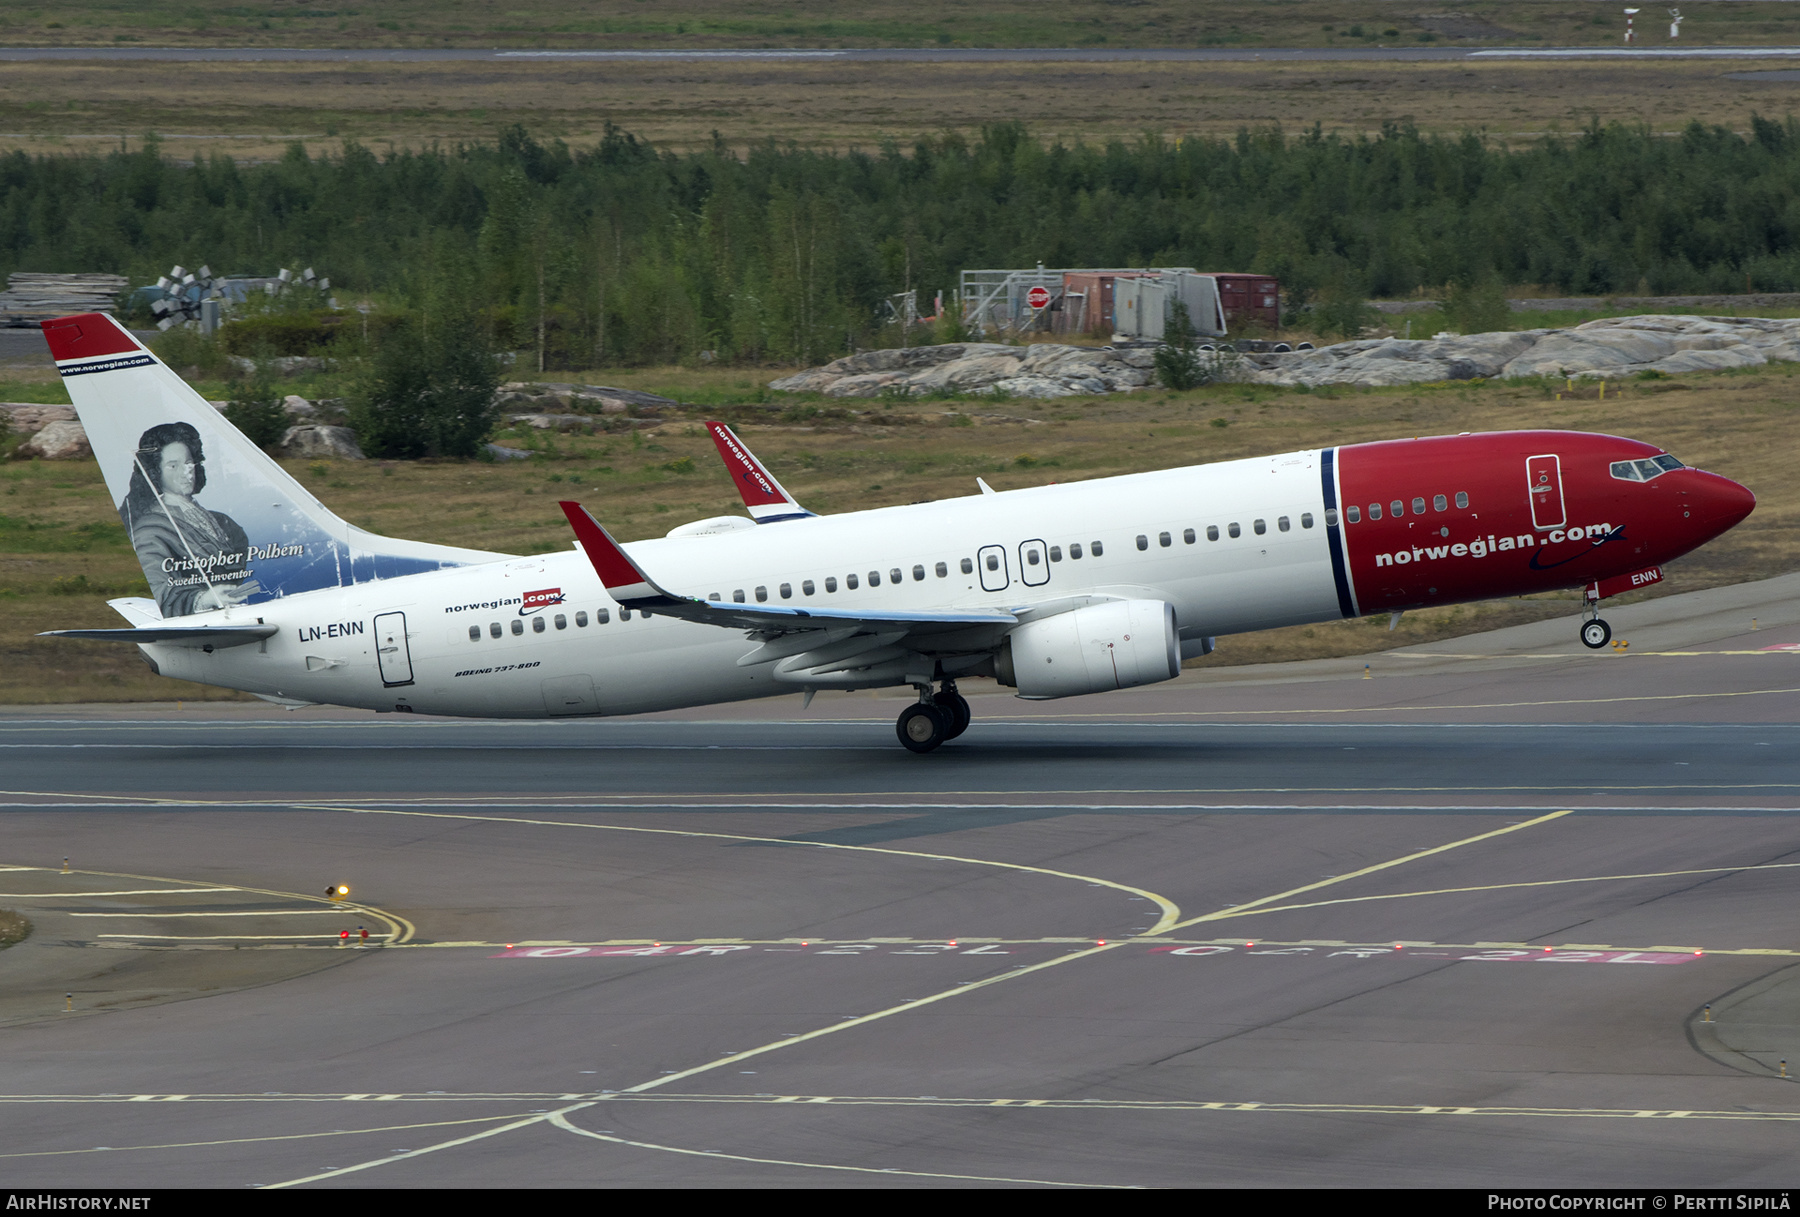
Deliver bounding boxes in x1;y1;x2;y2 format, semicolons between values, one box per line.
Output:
1610;454;1685;483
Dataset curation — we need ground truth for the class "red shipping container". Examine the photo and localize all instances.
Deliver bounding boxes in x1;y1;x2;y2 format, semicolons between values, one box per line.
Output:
1201;273;1280;328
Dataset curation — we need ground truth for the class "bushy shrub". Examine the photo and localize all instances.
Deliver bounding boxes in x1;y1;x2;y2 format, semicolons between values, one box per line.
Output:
222;359;293;451
347;309;502;459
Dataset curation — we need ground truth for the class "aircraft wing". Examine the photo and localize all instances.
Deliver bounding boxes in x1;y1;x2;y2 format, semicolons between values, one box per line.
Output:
558;501;1014;640
705;421;815;522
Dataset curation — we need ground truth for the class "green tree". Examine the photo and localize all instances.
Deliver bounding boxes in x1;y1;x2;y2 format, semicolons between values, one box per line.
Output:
223;358;292;452
1154;301;1206;390
1311;272;1378;340
1443;273;1511;335
347;253;501;459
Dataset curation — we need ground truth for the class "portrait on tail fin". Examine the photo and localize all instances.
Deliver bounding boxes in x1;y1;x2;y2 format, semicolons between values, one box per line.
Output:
121;421;260;616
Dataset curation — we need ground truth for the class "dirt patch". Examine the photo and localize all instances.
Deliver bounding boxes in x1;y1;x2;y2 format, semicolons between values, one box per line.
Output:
0;910;29;948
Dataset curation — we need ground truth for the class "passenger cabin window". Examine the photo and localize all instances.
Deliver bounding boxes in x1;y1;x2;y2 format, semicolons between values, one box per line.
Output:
596;608;610;624
576;611;589;627
708;592;721;601
985;553;1000;571
1278;516;1290;532
1159;531;1172;547
1069;543;1083;559
1206;526;1219;542
1433;494;1448;512
1024;548;1040;566
868;571;881;587
936;562;949;576
1324;508;1338;527
469;625;481;641
619;609;631;621
960;558;974;573
803;580;815;595
1048;548;1062;562
1253;519;1267;535
1412;497;1426;515
1391;500;1404;518
825;577;838;592
847;573;860;589
1346;506;1361;523
779;583;792;599
489;622;502;638
1136;535;1149;551
554;613;566;630
890;568;902;584
913;565;925;581
733;589;745;603
755;586;768;602
1091;540;1104;556
511;619;524;636
1301;512;1314;528
1183;529;1195;544
532;616;546;633
1227;522;1241;538
1455;491;1470;508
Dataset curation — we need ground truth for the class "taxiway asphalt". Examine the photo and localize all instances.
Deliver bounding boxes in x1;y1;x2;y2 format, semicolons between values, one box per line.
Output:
1;576;1798;1188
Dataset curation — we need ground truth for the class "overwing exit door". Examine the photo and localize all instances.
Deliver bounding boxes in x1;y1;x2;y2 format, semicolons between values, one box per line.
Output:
373;611;415;687
1019;538;1049;587
977;544;1010;592
1526;454;1565;530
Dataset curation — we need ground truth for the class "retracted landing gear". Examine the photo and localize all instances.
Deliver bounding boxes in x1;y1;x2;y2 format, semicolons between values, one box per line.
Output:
1580;596;1612;650
897;680;971;753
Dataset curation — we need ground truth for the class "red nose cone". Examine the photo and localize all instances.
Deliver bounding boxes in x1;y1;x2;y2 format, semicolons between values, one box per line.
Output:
1703;473;1757;532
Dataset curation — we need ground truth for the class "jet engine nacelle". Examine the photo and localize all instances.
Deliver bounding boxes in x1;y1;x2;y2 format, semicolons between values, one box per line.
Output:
998;599;1181;700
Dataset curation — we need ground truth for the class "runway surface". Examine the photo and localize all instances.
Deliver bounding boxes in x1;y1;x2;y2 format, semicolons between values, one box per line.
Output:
3;576;1799;1188
7;45;1800;63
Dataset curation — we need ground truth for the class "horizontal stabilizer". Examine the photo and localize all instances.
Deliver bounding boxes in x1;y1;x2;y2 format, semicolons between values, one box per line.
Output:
558;500;1015;635
41;624;278;649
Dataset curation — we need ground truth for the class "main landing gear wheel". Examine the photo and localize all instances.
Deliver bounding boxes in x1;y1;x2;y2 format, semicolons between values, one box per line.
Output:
1581;618;1613;649
934;689;971;740
897;703;951;753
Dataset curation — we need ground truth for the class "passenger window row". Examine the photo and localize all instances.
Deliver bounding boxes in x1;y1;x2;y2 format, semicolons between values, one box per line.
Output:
1137;515;1314;550
466;607;614;641
1343;491;1470;524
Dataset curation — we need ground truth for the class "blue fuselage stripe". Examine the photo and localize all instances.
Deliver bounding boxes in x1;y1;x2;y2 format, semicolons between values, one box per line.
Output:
1321;447;1355;619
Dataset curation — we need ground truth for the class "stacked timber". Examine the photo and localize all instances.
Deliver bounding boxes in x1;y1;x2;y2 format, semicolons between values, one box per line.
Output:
0;273;129;326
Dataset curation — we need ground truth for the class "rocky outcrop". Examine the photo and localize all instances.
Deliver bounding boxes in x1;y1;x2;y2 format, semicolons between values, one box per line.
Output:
278;425;364;460
769;342;1156;399
769;316;1800;397
1242;314;1800;388
14;420;91;460
496;382;679;414
0;402;76;433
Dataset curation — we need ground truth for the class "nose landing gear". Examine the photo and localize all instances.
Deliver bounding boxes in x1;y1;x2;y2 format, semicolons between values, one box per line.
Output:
1580;596;1612;649
896;680;972;753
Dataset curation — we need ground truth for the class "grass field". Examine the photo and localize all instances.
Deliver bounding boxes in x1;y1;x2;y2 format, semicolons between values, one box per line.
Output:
8;1;1800;51
4;355;1794;703
4;56;1799;163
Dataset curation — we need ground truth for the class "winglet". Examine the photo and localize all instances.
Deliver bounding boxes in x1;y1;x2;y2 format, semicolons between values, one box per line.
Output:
559;501;669;603
705;421;814;522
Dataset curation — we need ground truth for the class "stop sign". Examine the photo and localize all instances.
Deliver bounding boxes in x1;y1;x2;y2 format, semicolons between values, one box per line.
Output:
1026;285;1052;309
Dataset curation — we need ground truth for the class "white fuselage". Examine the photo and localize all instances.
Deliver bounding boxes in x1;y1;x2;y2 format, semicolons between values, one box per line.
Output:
145;449;1346;717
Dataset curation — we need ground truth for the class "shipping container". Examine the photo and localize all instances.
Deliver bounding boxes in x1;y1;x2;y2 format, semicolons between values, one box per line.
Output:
1201;273;1280;328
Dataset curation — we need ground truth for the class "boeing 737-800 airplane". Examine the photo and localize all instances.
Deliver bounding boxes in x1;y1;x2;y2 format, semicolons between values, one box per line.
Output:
40;312;1755;751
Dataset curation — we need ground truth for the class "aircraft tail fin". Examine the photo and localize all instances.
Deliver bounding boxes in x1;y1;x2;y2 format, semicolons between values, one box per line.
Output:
42;312;504;618
705;421;814;522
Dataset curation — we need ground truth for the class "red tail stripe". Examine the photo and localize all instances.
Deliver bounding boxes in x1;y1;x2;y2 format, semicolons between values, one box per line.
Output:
40;312;143;361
